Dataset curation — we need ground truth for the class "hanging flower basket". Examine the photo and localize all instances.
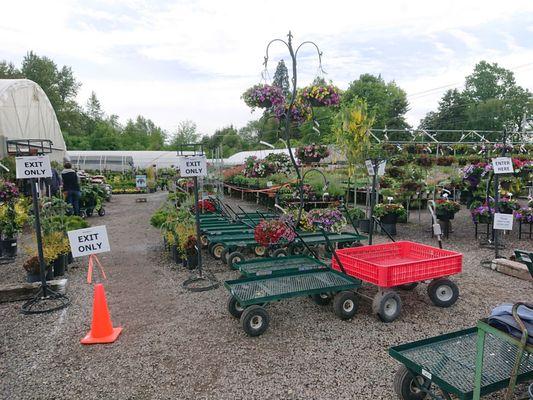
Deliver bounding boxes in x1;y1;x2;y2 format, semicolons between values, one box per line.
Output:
300;84;341;107
296;144;330;164
254;219;296;247
435;199;461;221
241;84;285;109
274;99;312;124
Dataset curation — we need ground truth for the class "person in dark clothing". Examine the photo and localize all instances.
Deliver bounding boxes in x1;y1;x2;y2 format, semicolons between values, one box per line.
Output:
44;168;62;197
61;162;81;215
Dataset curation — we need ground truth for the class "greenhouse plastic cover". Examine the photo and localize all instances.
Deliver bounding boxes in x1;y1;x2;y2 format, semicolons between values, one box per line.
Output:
0;79;66;153
67;150;196;169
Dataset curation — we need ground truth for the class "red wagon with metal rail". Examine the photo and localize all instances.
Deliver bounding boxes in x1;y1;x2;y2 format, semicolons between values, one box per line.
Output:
332;241;462;322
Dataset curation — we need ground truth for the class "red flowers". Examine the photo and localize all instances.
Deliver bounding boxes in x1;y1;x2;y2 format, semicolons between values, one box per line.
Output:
254;219;295;247
194;199;215;213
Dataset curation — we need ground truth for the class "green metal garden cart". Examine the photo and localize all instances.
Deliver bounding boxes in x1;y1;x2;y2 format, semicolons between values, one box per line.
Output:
389;302;533;399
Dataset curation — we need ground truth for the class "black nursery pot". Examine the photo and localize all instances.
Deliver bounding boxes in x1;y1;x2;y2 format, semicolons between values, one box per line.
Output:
171;245;181;263
27;264;54;283
437;210;455;221
1;237;18;258
359;219;371;233
53;254;68;277
380;213;398;224
186;252;198;270
380;222;397;236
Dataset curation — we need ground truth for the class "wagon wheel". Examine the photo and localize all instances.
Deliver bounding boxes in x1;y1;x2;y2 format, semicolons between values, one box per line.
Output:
393;365;429;400
228;251;245;269
311;293;332;306
79;210;87;219
86;208;94;217
200;235;209;248
227;295;246;319
427;278;459;308
212;244;225;260
290;243;305;255
254;246;267;257
221;248;230;264
373;290;402;323
338;241;355;249
98;208;106;217
271;248;288;257
333;291;358;319
240;305;270;336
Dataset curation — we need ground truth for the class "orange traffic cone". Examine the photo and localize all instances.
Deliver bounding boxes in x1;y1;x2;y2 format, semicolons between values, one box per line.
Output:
81;283;122;345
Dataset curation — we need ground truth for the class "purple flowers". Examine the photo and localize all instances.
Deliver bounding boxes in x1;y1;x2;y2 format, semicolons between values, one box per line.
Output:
514;207;533;223
0;181;19;204
242;84;285;109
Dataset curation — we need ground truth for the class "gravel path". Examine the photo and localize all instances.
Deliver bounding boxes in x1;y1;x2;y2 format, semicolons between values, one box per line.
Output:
1;192;531;399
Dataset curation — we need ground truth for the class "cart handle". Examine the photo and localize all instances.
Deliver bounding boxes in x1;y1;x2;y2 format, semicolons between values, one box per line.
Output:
512;302;532;348
371;216;396;242
282;220;319;259
319;228;347;275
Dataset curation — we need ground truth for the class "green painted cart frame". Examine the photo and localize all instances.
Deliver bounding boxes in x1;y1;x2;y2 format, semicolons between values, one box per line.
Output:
235;255;327;277
224;268;362;336
514;249;533;279
389;313;533;399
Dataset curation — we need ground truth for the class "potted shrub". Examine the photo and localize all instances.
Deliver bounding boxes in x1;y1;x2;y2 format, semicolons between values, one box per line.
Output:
296;144;330;164
23;256;53;283
41;231;70;277
347;207;365;228
435;199;461;220
373;203;406;235
436;156;455;166
0;183;26;258
182;235;198;270
415;154;435;168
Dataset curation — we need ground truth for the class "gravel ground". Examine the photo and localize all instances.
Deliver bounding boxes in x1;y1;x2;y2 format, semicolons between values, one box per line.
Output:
1;192;531;399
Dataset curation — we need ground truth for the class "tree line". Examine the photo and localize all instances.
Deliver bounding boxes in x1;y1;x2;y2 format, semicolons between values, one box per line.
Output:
1;52;530;156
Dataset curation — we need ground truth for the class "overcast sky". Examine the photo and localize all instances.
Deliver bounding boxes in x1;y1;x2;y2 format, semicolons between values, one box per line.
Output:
1;0;532;136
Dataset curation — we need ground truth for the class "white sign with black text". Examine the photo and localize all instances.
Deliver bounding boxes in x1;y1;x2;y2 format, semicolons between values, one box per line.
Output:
135;175;147;188
365;160;386;176
15;155;52;179
491;157;513;175
178;156;207;177
67;225;111;258
493;213;514;231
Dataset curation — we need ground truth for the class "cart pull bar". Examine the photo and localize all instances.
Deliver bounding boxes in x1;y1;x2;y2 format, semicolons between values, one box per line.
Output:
319;228;348;275
371;216;396;243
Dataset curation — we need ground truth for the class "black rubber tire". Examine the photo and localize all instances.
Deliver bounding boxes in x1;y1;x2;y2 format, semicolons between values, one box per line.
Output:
333;291;358;320
397;282;419;291
79;210;87;219
338;241;355;249
427;278;459;308
200;235;209;248
212;244;225;260
240;305;269;337
393;365;428;400
228;251;245;269
290;244;305;255
98;208;105;217
86;208;94;217
373;291;402;323
227;295;245;319
311;293;332;306
221;248;230;265
271;248;288;257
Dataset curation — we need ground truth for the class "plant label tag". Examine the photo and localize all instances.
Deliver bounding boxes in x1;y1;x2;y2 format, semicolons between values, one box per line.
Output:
377;160;387;176
178;156;207;177
135;175;147;188
15;155;52;179
493;213;513;231
68;225;111;258
492;157;513;174
365;160;375;176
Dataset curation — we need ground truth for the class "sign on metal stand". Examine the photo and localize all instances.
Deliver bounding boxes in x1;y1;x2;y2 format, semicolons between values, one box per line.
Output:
19;154;70;314
178;144;219;292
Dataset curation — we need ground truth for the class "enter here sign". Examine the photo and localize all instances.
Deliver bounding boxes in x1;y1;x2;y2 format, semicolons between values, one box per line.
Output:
67;225;111;258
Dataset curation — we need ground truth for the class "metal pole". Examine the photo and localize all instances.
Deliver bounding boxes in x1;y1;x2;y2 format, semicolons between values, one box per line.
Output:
31;178;48;296
368;161;378;245
193;176;203;276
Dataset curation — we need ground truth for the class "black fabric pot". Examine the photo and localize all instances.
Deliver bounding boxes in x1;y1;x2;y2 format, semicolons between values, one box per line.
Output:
53;254;67;277
380;213;398;224
27;264;54;283
171;245;181;263
1;237;18;258
380;222;397;236
67;251;74;264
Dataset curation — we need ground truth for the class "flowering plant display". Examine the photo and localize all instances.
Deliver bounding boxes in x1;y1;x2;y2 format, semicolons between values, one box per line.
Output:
435;199;461;214
254;219;296;246
241;84;285;109
0;198;29;238
296;144;330;162
194;199;216;213
514;207;533;223
291;184;316;201
300;84;341;107
470;204;494;223
373;203;406;219
307;208;347;233
462;162;492;189
243;153;292;178
0;180;19;204
496;197;520;214
274;98;312;124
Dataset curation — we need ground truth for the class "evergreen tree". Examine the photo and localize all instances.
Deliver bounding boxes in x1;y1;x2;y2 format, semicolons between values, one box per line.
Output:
272;60;290;97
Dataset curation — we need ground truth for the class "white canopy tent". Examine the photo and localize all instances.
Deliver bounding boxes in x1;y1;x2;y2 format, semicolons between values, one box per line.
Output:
0;79;66;161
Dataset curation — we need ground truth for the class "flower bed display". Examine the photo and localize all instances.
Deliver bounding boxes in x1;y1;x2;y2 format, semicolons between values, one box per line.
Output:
254;219;296;246
241;84;285;109
307;208;347;233
300;84;341;107
296;144;330;163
